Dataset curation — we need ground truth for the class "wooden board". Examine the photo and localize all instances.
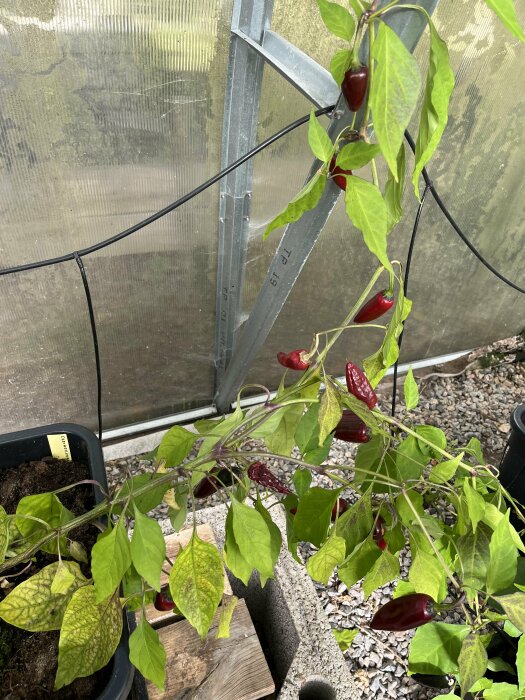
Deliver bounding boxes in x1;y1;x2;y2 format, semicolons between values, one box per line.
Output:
139;524;232;627
146;599;275;700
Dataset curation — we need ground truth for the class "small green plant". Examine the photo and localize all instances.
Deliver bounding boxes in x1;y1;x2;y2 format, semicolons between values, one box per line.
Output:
0;1;524;697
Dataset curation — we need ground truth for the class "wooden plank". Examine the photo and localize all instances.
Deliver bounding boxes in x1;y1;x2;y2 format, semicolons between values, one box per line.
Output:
139;524;232;627
146;599;275;700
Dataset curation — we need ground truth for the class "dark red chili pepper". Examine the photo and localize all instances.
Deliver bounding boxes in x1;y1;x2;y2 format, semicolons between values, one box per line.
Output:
277;349;310;371
193;467;237;499
345;362;377;409
248;461;292;495
154;588;176;612
341;65;369;112
354;290;394;323
376;537;387;551
370;593;436;631
328;155;352;191
333;410;371;443
373;514;385;541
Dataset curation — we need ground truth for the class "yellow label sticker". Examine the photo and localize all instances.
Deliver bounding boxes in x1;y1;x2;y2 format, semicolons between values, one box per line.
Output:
47;434;72;461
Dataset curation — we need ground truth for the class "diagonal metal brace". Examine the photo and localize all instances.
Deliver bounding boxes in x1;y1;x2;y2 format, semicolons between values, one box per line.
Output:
215;0;438;413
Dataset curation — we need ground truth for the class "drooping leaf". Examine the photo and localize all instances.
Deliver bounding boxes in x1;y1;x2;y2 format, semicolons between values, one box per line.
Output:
415;425;447;458
263;172;327;239
454;525;491;589
462;479;486;533
169;533;224;639
216;594;239;639
167;483;189;533
254;499;282;587
306;535;346;585
483;0;525;42
131;507;166;593
308;108;333;162
266;404;305;457
335;493;373;555
114;473;171;515
493;593;525;633
384;144;405;232
0;561;87;631
409;548;447;603
412;19;454;196
338;537;381;589
129;618;166;690
362;548;399;598
333;627;359;651
55;586;122;690
330;49;353;85
122;564;155;612
429;452;463;484
293;469;313;499
337;142;381;170
223;507;253;586
404;366;419;410
51;562;77;596
91;520;132;603
295;402;334;464
458;633;488;697
293;487;341;548
318;380;342;444
408;622;470;675
316;0;356;41
156;425;197;467
369;22;421;180
394;435;427;481
230;499;276;582
486;510;518;595
345;175;390;271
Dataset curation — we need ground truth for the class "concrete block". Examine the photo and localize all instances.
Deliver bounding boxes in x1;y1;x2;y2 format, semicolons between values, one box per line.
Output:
159;502;360;700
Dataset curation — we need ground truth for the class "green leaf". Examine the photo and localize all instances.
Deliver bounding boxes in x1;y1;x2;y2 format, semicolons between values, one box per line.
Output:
293;487;341;548
345;175;390;271
486;511;518;595
504;620;522;638
55;587;122;690
394;579;416;598
129;618;166;690
115;473;171;515
412;19;454;196
330;49;353;85
415;425;447;458
403;366;419;410
223;507;253;586
254;499;282;587
122;564;155;612
167;483;189;533
266;404;305;457
482;503;525;554
169;533;224;639
15;492;75;553
68;540;88;564
316;0;356;41
295;402;333;464
408;622;470;675
0;506;8;565
306;535;346;584
483;0;525;41
338;538;381;589
51;562;77;596
217;594;239;639
463;479;486;533
394;435;427;481
354;434;383;473
493;593;525;633
131;507;166;593
464;437;485;465
430;452;463;484
409;548;446;603
263;172;327;239
318;380;342;444
0;561;87;631
293;469;313;499
308;108;333;162
454;524;491;589
333;628;359;652
369;22;421;180
384;144;405;232
488;657;517;675
458;633;488;696
335;493;373;555
230;499;276;582
91;520;132;603
484;682;520;700
517;635;525;693
156;425;197;467
362;548;399;598
337;142;382;170
396;490;424;526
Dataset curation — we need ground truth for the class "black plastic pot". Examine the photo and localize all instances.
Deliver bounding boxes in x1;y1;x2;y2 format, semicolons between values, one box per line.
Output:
499;405;525;506
0;423;134;700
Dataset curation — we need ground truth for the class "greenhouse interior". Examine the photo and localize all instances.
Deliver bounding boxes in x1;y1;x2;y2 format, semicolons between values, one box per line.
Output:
0;0;524;699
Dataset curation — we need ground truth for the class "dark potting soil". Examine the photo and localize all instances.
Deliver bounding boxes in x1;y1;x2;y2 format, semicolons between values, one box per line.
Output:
0;457;111;700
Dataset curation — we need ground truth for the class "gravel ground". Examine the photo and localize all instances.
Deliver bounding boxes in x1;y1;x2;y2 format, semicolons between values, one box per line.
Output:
105;335;524;700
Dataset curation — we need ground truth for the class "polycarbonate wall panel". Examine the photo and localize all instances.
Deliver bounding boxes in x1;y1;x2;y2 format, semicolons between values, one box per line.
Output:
0;0;232;432
243;0;525;388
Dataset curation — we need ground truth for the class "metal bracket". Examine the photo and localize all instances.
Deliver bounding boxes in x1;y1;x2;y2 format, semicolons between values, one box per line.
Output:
214;0;439;413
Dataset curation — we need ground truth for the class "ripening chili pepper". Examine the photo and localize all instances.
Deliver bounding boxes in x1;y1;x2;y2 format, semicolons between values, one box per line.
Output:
248;461;292;495
353;290;394;323
333;410;371;443
373;514;385;541
411;674;455;690
328;155;352;191
341;65;369;112
193;467;237;499
376;537;387;551
277;349;310;371
154;588;176;612
370;593;436;631
345;362;377;409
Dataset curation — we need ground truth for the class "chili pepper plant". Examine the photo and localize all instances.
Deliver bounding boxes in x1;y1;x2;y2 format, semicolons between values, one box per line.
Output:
0;1;524;698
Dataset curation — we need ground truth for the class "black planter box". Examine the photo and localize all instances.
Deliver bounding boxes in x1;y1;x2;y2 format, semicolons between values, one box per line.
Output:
499;405;525;505
0;423;134;700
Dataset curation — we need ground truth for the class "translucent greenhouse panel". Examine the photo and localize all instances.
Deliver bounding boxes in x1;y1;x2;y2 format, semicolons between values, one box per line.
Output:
0;0;233;433
242;0;525;390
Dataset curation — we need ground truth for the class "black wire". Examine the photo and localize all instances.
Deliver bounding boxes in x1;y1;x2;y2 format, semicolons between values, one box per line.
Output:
404;130;525;296
0;105;335;278
391;182;431;417
74;252;103;440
